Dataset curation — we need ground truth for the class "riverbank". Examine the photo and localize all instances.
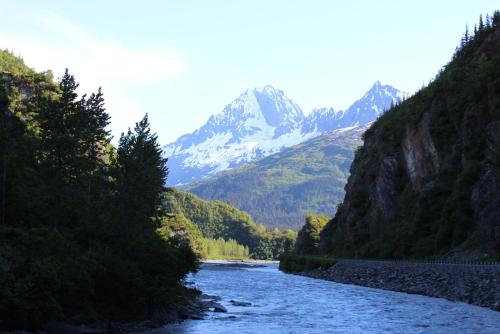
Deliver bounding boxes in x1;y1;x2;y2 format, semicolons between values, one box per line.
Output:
15;292;217;334
158;261;500;334
203;259;279;265
287;259;500;312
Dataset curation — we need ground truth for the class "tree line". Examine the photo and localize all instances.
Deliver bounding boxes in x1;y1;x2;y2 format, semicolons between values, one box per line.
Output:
0;64;197;330
163;187;297;259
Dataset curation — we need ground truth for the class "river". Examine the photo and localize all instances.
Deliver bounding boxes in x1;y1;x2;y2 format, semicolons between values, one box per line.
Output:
150;262;500;334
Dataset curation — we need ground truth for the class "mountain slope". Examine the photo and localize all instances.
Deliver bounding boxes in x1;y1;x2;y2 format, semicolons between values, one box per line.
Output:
301;81;404;134
320;17;500;259
0;49;34;75
164;86;308;185
186;125;368;230
165;83;402;185
163;188;296;259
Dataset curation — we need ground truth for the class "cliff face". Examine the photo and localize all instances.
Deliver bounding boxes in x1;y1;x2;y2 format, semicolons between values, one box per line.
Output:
320;25;500;259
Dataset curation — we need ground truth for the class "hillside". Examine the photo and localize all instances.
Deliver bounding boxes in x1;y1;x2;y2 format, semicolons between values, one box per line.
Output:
0;52;199;329
186;125;367;229
320;14;500;259
0;49;35;75
165;83;402;185
164;188;297;259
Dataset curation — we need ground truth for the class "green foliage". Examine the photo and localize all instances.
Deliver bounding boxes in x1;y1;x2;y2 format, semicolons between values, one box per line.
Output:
252;228;296;260
279;254;337;273
321;12;500;259
112;114;168;234
34;70;112;230
0;50;34;75
186;130;361;229
294;214;329;255
0;67;198;330
157;213;206;255
156;211;252;260
163;188;297;259
201;238;250;259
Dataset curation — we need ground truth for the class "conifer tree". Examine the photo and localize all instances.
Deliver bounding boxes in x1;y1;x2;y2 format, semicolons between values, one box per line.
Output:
461;25;469;47
0;110;39;226
493;10;500;26
78;88;111;225
37;69;112;229
0;85;8;225
36;69;83;228
113;114;168;234
479;14;484;31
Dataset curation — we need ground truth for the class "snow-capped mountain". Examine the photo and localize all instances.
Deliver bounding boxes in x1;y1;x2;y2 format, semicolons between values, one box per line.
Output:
301;81;405;135
164;82;404;185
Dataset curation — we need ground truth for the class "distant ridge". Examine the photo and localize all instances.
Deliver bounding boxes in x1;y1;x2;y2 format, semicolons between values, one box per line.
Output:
165;82;403;185
186;124;370;230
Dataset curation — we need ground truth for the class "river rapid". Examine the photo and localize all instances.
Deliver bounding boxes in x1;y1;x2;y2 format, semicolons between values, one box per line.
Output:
149;262;500;334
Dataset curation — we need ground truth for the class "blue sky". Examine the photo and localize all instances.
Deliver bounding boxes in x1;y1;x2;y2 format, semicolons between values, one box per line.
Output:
0;1;497;144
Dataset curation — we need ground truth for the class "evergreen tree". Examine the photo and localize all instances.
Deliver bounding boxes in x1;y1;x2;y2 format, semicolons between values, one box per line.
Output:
0;84;9;225
113;114;168;234
493;11;500;26
78;88;111;226
0;86;40;226
36;70;112;229
36;69;81;228
461;25;469;47
0;60;199;329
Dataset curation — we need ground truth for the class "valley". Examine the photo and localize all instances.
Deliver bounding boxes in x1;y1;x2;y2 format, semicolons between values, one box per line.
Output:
2;5;500;333
186;125;367;229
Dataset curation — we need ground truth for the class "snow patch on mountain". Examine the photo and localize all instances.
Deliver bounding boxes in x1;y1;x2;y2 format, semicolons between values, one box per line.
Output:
164;82;404;185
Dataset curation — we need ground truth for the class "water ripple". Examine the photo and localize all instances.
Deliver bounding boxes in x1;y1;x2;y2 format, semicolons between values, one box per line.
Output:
147;263;500;334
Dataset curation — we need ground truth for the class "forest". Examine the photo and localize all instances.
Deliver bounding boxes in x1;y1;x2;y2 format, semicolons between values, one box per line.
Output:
0;49;300;329
0;53;199;329
288;12;500;262
163;188;297;260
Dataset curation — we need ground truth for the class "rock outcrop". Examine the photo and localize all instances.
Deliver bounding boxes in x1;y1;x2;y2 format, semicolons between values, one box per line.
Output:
320;24;500;259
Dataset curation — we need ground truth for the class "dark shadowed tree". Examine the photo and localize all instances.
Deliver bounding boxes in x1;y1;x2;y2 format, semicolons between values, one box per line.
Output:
36;69;83;228
36;69;111;229
113;114;168;234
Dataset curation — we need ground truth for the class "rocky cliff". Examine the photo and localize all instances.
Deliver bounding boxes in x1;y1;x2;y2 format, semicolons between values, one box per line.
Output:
320;21;500;259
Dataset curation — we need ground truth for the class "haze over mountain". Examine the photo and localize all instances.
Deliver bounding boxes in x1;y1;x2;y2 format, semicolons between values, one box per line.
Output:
165;82;404;185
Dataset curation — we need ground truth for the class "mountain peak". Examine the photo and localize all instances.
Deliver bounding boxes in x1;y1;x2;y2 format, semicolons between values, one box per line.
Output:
253;85;281;94
365;80;398;96
165;82;402;185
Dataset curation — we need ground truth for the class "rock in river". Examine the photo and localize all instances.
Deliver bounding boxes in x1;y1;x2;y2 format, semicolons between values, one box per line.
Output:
230;300;252;307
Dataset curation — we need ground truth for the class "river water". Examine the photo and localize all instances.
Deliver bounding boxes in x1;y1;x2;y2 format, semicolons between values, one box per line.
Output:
151;262;500;334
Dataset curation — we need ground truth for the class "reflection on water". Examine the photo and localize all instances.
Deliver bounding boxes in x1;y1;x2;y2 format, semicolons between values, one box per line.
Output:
147;262;500;334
